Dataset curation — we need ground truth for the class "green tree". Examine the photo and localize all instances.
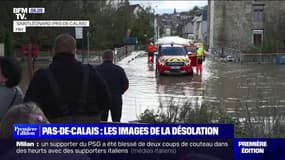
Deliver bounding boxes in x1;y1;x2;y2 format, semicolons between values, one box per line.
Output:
189;6;202;16
4;32;14;57
129;6;154;45
0;0;141;51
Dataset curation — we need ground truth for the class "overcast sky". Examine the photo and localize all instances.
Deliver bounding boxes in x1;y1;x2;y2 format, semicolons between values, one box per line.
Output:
129;0;208;14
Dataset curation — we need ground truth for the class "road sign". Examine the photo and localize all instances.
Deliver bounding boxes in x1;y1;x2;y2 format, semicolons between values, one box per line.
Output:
75;27;83;39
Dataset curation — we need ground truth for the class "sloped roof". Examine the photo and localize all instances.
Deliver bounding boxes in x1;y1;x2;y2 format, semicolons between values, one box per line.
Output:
117;4;144;13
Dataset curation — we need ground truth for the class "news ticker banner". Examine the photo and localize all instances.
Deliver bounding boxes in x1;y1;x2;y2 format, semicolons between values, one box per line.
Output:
11;124;285;160
13;123;233;139
11;123;233;160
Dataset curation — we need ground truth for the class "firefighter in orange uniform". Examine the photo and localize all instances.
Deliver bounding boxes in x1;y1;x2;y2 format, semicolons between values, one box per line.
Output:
147;42;156;63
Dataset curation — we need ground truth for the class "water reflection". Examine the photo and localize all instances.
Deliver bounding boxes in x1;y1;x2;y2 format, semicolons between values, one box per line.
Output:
121;52;285;137
20;51;285;137
147;63;154;71
156;75;203;107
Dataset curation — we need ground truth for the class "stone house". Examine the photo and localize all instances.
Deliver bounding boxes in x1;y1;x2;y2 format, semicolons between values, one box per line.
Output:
208;0;285;55
182;21;194;39
181;9;208;45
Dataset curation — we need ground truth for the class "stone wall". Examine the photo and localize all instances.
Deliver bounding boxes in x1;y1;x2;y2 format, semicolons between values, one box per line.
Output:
264;1;285;49
240;53;285;64
211;1;252;51
209;0;285;59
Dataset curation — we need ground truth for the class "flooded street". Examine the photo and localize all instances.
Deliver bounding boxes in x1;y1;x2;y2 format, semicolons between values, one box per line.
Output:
20;51;285;136
118;51;285;136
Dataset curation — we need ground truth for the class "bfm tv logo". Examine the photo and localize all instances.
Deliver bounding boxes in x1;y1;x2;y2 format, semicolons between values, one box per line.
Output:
13;8;45;19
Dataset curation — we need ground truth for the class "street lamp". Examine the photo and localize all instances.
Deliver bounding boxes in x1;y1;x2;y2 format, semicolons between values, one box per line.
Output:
153;5;158;43
144;34;148;46
87;28;95;64
87;31;90;64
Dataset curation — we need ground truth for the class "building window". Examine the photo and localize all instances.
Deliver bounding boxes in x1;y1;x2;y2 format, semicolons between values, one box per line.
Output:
252;29;264;46
253;9;263;21
253;0;264;3
252;0;264;22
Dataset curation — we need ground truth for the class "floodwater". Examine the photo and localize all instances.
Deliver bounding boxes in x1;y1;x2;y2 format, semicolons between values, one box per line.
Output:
20;51;285;137
118;51;285;137
119;51;213;121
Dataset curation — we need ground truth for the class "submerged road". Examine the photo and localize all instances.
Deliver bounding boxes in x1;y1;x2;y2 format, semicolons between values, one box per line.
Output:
119;51;212;122
118;51;285;125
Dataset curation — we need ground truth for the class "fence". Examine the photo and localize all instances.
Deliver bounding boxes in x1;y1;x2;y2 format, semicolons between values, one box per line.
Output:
77;45;136;64
24;45;136;65
210;47;285;64
210;47;241;62
239;53;276;64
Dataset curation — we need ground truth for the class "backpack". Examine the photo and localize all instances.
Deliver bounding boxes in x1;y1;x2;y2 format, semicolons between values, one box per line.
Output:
45;64;98;118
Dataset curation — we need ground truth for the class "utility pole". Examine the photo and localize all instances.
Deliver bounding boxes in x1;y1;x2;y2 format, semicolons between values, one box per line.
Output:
82;32;84;63
87;31;90;64
153;10;156;42
153;5;158;42
75;27;83;62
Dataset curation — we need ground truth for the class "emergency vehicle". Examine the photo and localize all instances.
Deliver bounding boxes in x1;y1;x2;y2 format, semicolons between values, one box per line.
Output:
155;43;193;75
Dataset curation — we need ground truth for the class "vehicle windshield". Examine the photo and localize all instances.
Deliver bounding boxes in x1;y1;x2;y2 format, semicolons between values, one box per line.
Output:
160;47;186;56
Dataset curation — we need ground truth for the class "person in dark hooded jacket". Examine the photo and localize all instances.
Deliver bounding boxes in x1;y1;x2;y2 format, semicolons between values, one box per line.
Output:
96;49;129;122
